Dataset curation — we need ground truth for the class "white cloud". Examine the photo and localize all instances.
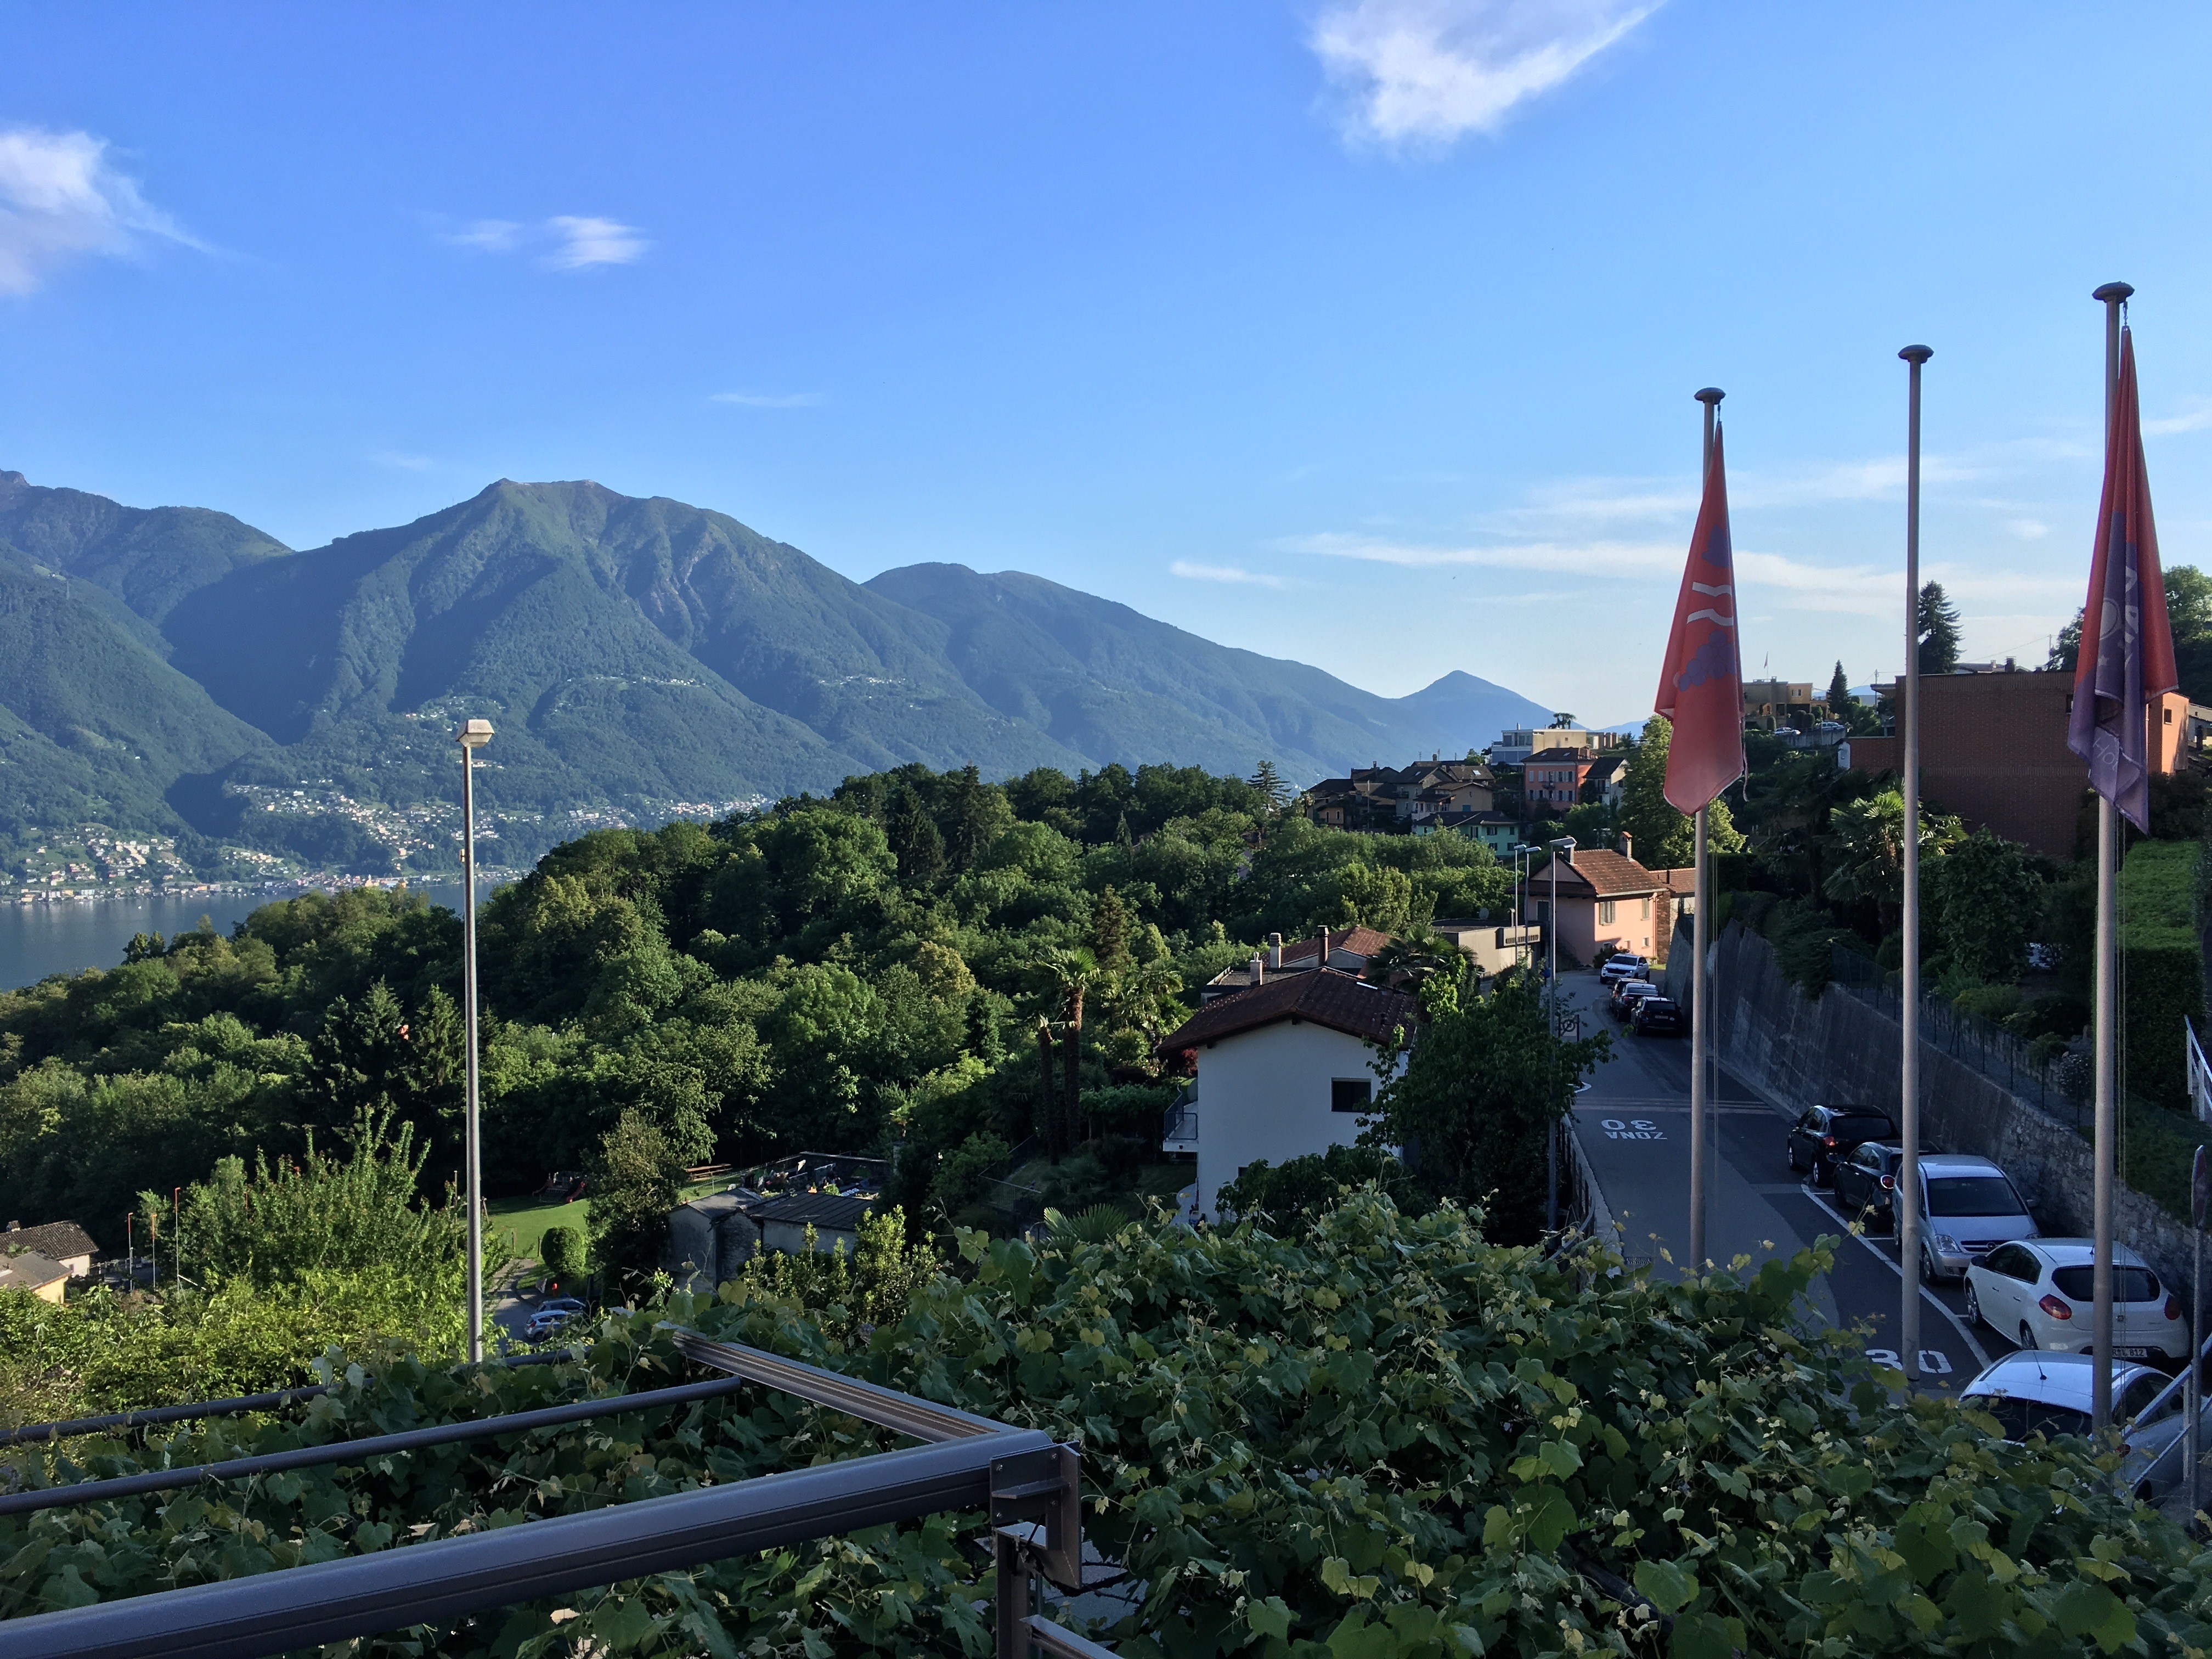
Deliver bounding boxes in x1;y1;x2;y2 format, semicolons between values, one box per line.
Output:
1310;0;1657;152
546;215;647;269
444;215;648;270
712;390;826;409
0;126;199;296
449;218;522;252
370;450;434;472
2145;397;2212;437
2006;518;2050;540
1171;560;1299;589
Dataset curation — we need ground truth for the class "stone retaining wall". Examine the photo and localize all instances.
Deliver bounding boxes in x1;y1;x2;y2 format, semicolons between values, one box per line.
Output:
1705;921;2200;1295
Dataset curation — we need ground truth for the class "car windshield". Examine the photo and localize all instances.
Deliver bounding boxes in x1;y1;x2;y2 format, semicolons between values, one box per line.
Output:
1829;1116;1891;1139
2052;1266;2160;1303
1974;1395;2092;1442
1925;1175;2024;1216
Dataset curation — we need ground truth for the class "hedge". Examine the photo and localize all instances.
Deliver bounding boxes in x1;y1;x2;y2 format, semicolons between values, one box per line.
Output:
2119;840;2203;1109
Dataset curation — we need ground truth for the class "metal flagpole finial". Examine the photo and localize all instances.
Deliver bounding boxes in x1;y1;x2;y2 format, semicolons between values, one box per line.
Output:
2092;281;2135;305
1694;387;1725;407
1899;345;1933;365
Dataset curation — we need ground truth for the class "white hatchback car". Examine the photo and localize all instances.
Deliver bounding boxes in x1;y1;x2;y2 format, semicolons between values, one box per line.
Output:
1965;1238;2187;1360
1598;955;1649;985
1960;1351;2208;1499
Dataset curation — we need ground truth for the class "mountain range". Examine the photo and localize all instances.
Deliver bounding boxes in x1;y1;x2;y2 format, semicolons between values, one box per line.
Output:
0;469;1551;873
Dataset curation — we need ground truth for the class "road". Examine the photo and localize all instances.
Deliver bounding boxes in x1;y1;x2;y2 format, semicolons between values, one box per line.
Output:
1560;970;2005;1397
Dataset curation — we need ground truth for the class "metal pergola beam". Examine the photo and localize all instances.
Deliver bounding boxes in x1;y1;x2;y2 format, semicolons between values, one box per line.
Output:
0;1429;1058;1659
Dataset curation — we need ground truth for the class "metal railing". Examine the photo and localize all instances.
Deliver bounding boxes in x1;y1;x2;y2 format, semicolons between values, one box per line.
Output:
1827;945;2089;1127
1161;1103;1198;1147
0;1330;1103;1659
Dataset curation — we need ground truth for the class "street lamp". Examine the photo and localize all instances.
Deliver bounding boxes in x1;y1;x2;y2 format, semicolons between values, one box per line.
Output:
1545;836;1577;1233
1510;844;1541;967
456;718;494;1362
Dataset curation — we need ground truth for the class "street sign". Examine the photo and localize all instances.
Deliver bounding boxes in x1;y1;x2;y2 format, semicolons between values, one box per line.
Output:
2193;1144;2209;1231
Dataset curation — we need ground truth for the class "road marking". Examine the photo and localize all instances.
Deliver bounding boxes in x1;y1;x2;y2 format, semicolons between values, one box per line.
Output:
1797;1182;1991;1370
1598;1117;1666;1140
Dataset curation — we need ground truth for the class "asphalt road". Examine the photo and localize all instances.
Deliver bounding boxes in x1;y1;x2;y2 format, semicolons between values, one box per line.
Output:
1561;970;2007;1398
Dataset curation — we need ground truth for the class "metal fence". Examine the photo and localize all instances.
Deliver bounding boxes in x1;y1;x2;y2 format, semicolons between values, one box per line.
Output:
0;1329;1107;1659
1826;944;2093;1127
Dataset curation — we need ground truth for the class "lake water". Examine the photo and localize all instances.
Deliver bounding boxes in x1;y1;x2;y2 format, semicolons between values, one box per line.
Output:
0;883;472;990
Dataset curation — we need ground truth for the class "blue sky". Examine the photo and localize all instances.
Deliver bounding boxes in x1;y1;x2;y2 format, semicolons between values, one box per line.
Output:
3;2;2210;728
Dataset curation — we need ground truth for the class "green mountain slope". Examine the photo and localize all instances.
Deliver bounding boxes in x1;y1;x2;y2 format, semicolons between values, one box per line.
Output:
862;563;1553;776
0;543;271;847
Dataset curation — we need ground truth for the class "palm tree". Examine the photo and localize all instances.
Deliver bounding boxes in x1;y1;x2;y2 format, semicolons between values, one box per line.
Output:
1024;947;1101;1159
1370;933;1458;992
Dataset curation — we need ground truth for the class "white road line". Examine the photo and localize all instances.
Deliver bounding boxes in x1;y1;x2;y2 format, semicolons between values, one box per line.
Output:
1797;1182;1991;1370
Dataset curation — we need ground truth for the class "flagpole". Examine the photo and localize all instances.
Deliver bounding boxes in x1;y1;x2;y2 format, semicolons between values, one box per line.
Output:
1690;386;1723;1270
2090;280;2132;1430
1898;346;1932;1387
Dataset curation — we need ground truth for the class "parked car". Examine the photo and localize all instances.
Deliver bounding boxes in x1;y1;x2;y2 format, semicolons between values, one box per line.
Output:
1915;1153;2038;1280
535;1296;587;1317
1831;1140;1905;1228
524;1308;577;1340
1630;996;1684;1036
1598;954;1649;985
1610;981;1658;1020
1965;1239;2187;1359
1784;1104;1896;1185
1959;1351;2199;1498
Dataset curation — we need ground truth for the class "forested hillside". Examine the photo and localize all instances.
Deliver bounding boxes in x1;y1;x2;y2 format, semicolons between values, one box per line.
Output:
0;468;1550;879
0;760;1511;1243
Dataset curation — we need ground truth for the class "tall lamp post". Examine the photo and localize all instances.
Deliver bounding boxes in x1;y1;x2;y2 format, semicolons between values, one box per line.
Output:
456;718;494;1363
1511;843;1540;967
1546;836;1577;1231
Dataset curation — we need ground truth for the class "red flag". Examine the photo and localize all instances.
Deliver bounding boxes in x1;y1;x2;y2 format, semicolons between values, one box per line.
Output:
2068;329;2175;833
1655;428;1746;811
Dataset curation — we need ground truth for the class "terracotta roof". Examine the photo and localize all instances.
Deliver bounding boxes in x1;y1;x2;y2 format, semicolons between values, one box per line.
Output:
3;1221;97;1263
1159;967;1418;1052
0;1249;69;1294
1279;925;1396;964
1532;848;1660;898
1524;747;1596;765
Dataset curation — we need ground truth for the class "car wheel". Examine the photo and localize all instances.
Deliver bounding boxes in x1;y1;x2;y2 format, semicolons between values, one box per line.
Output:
1787;1142;1804;1174
2019;1323;2038;1351
1922;1243;1943;1284
1813;1156;1832;1187
1965;1280;1983;1327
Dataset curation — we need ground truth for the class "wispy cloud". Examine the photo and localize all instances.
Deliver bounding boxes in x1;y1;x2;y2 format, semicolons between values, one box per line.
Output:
711;390;826;409
0;126;201;296
546;215;647;269
444;214;648;270
2145;397;2212;437
1171;560;1300;590
370;450;434;472
1311;0;1658;152
2006;518;2050;540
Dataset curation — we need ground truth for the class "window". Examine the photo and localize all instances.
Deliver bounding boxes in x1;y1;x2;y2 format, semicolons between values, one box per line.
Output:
1598;900;1616;924
2052;1265;2160;1303
1331;1079;1373;1113
1639;897;1651;919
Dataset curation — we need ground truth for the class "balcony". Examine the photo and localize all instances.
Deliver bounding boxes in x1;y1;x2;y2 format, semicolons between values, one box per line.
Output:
1161;1096;1198;1153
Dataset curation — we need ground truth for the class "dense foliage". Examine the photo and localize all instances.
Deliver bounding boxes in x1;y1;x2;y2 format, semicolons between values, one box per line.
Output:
5;1194;2208;1657
0;763;1513;1259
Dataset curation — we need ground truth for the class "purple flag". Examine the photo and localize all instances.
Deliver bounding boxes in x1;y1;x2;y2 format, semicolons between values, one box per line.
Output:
2067;329;2176;833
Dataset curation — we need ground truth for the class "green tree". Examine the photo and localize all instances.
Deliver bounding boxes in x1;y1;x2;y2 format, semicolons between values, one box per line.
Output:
1249;759;1291;816
1917;580;1962;675
1928;828;2045;984
1616;715;1744;868
1363;968;1607;1244
1825;659;1852;715
163;1105;465;1289
584;1107;685;1288
1822;788;1965;926
1023;947;1101;1156
538;1224;586;1282
885;785;947;887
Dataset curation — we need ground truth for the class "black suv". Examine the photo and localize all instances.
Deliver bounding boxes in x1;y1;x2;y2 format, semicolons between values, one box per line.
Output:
1831;1139;1906;1228
1786;1104;1896;1186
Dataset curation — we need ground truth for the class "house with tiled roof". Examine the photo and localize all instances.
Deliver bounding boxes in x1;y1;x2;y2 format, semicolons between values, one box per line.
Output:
1159;963;1417;1223
1200;926;1396;1002
0;1247;70;1304
1521;838;1669;965
1522;747;1601;816
2;1220;98;1280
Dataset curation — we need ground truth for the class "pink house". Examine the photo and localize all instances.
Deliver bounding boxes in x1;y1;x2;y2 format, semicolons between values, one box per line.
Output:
1521;842;1666;967
1521;746;1598;814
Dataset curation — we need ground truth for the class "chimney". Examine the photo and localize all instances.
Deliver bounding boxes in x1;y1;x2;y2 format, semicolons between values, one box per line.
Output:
1617;830;1633;862
1319;927;1331;969
1268;932;1283;969
1248;954;1265;986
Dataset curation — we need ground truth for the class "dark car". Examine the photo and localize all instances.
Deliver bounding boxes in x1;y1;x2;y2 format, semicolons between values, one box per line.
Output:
1630;996;1684;1036
1832;1139;1905;1228
1786;1104;1896;1186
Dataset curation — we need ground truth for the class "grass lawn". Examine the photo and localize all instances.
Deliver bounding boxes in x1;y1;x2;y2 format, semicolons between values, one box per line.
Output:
488;1177;732;1273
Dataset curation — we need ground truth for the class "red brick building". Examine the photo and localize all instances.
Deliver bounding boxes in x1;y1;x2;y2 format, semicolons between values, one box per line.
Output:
1839;669;2186;858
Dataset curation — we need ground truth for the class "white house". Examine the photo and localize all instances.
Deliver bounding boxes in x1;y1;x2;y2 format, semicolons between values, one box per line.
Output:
1158;964;1418;1223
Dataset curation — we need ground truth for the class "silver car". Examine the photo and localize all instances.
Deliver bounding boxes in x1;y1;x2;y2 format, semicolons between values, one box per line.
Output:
1914;1154;2038;1281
